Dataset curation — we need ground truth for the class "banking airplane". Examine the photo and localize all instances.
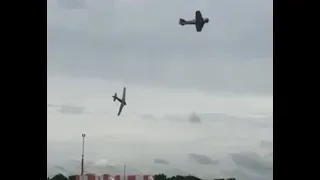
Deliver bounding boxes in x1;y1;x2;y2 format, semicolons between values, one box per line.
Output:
112;87;127;116
179;10;209;32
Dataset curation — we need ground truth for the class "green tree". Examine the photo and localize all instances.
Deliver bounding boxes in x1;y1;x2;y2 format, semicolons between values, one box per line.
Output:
154;173;167;180
153;174;236;180
185;175;201;180
51;174;68;180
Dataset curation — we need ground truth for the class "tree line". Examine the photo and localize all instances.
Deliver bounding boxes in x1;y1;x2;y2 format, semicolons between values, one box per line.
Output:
48;173;236;180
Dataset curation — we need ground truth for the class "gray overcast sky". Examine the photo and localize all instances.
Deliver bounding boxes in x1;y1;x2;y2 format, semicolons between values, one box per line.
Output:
47;0;273;95
47;0;273;179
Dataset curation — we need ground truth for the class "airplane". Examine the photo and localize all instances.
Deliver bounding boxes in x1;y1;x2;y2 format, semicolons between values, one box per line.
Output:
179;10;209;32
112;87;127;116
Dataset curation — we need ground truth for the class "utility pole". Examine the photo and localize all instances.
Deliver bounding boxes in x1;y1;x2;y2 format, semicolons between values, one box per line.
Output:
81;133;86;178
123;164;126;180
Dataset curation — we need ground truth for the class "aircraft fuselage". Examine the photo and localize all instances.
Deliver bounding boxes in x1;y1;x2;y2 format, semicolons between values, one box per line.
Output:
115;97;126;105
184;18;209;25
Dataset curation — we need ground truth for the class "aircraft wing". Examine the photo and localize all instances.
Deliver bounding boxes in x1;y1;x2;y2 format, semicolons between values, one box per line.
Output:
195;11;203;22
117;103;124;116
122;87;126;102
196;24;204;32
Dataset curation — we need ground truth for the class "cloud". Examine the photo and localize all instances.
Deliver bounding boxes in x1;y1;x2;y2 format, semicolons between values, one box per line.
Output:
260;140;273;149
230;151;272;180
188;153;219;165
48;103;88;115
58;105;86;114
153;158;170;165
266;152;273;159
139;111;272;129
57;0;87;9
199;113;273;128
188;113;202;124
141;114;158;121
53;165;70;174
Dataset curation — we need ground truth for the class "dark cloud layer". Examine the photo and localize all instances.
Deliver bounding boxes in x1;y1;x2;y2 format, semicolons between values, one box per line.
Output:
188;153;219;165
153;158;170;165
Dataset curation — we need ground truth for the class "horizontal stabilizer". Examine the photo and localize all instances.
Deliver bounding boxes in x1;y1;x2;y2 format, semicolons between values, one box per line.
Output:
113;93;117;101
179;18;186;25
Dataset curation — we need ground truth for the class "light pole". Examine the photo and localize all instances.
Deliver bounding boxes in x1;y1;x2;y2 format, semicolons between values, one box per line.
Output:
81;133;86;177
123;164;126;180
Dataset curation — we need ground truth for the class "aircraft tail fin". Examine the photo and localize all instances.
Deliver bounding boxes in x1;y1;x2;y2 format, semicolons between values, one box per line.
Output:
179;18;186;25
113;93;117;101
